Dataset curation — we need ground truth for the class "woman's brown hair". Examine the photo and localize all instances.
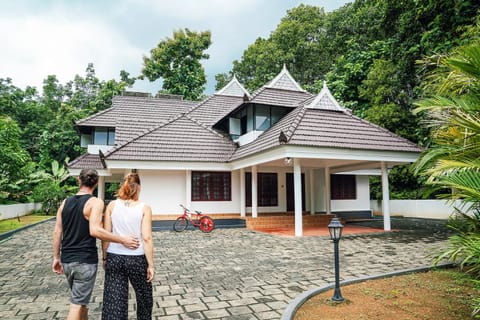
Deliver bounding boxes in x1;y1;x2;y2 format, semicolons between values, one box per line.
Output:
116;172;141;201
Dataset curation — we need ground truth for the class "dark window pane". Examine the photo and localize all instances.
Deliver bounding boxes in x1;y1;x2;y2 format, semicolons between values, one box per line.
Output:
191;172;231;201
245;172;278;207
330;175;356;200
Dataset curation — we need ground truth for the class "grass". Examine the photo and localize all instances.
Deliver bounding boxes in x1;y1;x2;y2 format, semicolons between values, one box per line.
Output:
0;214;52;234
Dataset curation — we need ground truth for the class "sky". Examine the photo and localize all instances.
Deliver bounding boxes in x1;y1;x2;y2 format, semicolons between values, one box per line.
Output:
1;0;351;96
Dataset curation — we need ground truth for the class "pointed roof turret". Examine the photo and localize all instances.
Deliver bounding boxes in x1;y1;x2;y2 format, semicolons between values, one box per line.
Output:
266;64;305;92
305;81;346;112
215;74;251;98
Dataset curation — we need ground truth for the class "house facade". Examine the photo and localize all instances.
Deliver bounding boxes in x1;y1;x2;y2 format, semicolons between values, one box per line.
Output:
68;66;422;236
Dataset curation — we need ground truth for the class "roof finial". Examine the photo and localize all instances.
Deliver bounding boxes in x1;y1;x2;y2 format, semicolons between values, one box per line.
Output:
282;63;287;71
323;80;327;89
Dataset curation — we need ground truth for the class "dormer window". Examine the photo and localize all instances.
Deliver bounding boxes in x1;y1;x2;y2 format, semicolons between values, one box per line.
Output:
94;127;115;145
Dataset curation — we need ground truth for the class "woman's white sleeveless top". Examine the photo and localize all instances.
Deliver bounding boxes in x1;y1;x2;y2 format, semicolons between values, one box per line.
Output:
107;200;145;255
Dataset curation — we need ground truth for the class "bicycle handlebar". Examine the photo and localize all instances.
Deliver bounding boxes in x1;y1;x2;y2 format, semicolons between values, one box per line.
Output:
179;204;202;215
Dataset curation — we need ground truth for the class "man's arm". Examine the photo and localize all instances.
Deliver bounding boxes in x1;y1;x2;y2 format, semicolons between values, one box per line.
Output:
87;198;139;249
52;200;65;274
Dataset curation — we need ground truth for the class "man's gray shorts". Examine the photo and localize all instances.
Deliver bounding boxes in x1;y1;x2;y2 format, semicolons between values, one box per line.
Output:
62;262;98;305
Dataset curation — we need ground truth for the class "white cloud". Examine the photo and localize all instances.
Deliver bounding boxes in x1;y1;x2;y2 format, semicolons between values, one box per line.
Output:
0;11;143;91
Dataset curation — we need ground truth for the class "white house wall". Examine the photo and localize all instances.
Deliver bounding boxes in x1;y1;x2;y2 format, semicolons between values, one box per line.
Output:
331;175;370;211
313;169;370;213
139;170;186;214
138;168;370;216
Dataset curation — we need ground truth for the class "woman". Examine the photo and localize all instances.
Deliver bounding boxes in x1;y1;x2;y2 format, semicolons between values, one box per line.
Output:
102;172;154;320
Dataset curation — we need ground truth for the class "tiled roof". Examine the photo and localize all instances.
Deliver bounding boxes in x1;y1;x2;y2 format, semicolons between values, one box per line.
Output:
230;108;422;160
76;95;196;145
67;153;105;169
105;114;237;162
249;87;313;108
185;94;245;126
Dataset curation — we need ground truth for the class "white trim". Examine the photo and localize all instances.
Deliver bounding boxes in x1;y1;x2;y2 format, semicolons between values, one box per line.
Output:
68;169;111;177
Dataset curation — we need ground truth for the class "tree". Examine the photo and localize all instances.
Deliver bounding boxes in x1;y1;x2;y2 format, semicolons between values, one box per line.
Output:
0;116;33;203
221;5;330;92
141;28;211;100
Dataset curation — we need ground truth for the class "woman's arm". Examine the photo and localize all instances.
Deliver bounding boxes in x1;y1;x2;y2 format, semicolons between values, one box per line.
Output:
101;201;115;265
142;204;154;282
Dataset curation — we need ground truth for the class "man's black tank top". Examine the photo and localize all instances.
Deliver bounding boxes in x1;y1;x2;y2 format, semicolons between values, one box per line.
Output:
61;194;98;264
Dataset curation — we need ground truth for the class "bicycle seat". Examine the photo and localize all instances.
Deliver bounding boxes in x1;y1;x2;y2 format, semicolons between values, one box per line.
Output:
195;210;202;214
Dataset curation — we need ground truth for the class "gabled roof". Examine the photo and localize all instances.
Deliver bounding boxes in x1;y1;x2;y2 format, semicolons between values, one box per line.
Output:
265;65;305;92
305;81;346;112
215;75;251;98
105;114;237;162
230;107;422;161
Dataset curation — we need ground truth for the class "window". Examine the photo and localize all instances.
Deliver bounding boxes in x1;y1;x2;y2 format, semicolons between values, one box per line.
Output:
330;174;356;200
255;105;270;131
93;127;115;145
245;172;278;206
192;172;231;201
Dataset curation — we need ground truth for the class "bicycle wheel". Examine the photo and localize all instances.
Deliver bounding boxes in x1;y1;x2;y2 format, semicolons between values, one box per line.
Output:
199;216;215;233
173;217;188;232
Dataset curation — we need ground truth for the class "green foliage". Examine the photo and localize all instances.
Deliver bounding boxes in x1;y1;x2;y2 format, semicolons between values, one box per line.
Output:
226;5;329;92
141;28;211;100
32;159;75;214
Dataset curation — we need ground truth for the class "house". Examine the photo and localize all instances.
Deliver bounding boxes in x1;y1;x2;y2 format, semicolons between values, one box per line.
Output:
68;66;422;236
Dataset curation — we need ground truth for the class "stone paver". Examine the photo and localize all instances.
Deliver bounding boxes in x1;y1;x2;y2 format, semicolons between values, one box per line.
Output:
0;220;449;319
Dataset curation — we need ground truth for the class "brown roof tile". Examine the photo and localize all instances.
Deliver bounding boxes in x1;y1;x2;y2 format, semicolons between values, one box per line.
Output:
249;87;313;108
105;114;237;162
67;153;105;169
185;94;245;126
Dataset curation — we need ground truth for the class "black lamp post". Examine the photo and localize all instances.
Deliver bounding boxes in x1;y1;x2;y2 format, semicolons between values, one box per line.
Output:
328;217;344;302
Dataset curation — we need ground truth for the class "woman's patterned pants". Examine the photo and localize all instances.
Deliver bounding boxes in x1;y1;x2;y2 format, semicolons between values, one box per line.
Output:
102;253;152;320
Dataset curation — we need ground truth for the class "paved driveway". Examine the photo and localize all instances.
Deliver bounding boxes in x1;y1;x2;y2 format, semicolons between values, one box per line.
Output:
0;220;449;319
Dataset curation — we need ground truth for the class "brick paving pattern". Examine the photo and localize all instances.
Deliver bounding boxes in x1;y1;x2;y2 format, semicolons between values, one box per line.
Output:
0;220;449;319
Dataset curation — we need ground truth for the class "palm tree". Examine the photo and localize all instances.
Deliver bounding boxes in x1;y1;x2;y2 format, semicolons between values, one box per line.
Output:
414;44;480;317
414;45;480;210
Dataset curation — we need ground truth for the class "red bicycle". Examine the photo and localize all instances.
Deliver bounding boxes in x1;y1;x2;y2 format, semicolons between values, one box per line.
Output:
173;204;215;233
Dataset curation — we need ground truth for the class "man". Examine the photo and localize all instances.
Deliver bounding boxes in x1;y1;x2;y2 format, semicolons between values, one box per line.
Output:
52;168;139;320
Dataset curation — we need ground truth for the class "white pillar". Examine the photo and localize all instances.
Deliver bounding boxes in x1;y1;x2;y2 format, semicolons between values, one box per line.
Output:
252;165;258;218
381;161;391;231
309;169;315;215
325;167;331;214
186;170;192;209
294;158;303;237
240;168;246;217
97;176;105;200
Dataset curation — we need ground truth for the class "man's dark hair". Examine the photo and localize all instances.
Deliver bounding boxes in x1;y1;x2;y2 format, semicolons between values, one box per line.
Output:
79;169;99;188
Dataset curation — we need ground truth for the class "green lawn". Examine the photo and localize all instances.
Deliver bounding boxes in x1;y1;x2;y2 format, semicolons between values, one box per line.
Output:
0;215;52;234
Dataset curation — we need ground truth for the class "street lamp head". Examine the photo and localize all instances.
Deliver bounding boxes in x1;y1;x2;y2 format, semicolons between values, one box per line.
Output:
328;217;344;241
